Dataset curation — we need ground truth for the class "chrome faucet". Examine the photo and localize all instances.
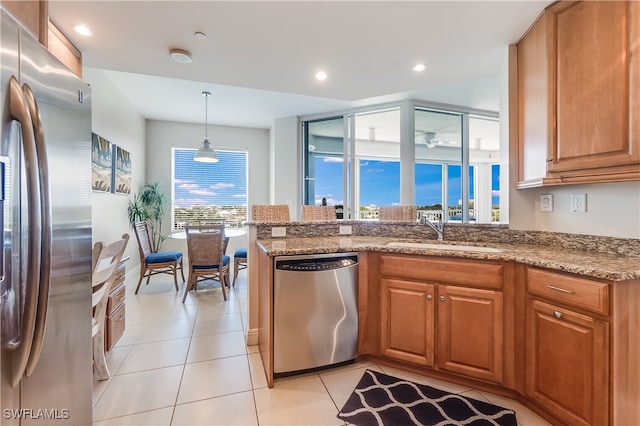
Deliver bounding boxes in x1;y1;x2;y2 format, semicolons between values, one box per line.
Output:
419;216;444;241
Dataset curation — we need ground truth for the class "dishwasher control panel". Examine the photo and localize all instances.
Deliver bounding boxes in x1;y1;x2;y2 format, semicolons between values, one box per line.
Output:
275;253;358;272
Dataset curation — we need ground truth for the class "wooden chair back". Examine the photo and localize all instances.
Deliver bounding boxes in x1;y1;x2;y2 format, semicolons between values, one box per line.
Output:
378;205;418;222
133;221;153;257
185;224;225;269
302;205;337;222
92;234;129;380
251;204;290;222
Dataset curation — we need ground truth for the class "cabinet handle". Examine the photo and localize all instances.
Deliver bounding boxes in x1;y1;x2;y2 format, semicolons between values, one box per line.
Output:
427;295;433;300
553;311;562;319
439;296;445;302
114;314;125;322
546;285;575;294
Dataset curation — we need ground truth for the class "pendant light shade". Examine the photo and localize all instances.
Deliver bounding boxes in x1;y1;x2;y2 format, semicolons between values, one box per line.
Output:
194;91;218;163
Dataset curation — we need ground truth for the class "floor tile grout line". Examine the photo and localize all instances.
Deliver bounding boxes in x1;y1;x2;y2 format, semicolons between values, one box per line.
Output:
92;273;250;424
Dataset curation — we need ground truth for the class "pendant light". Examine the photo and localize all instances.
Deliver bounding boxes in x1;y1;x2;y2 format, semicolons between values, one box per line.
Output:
194;91;218;162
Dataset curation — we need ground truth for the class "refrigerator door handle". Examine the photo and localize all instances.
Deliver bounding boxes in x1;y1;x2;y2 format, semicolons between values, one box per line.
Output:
6;76;42;388
22;84;52;377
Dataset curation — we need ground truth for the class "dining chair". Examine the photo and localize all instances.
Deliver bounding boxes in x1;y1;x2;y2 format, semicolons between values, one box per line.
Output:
232;247;247;287
133;221;185;294
232;205;291;287
251;204;291;222
378;205;418;222
198;218;229;253
183;224;230;303
92;234;129;380
302;205;337;221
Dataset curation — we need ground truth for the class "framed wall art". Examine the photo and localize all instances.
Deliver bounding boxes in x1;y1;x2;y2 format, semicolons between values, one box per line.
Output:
91;133;112;192
114;145;132;194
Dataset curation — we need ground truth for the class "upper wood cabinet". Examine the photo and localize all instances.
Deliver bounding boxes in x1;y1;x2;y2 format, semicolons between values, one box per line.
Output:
2;0;82;77
516;1;640;188
2;0;48;44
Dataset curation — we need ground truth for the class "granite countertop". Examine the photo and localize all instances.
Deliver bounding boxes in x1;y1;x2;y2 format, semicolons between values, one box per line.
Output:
256;236;640;281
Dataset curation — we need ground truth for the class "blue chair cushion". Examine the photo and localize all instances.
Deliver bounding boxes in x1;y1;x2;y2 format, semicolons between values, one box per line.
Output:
233;248;247;259
193;254;230;270
146;251;182;264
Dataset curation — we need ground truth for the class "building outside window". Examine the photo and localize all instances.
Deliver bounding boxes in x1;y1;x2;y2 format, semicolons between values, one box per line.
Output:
172;148;248;229
303;101;503;223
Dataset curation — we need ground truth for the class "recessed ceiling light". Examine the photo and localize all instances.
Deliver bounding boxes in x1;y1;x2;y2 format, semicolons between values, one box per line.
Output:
413;63;426;72
194;32;207;40
73;25;92;36
315;71;328;81
169;48;193;64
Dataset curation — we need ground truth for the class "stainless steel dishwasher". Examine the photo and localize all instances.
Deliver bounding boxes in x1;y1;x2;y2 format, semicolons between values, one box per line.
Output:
273;252;358;376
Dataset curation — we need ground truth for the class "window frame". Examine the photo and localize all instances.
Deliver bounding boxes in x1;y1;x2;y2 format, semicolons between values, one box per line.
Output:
171;147;249;231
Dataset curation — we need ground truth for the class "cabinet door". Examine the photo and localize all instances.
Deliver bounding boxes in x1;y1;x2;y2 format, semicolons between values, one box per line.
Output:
525;299;609;426
549;1;639;173
380;279;435;367
437;285;503;383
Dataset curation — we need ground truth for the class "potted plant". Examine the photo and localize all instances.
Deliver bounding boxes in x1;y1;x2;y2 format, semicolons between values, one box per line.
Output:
128;181;168;252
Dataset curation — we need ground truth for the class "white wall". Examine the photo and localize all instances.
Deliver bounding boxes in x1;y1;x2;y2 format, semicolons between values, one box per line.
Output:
271;116;301;219
510;183;640;238
84;68;146;263
144;120;269;254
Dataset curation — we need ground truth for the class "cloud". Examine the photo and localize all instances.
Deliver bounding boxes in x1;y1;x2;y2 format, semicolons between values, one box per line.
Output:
190;189;217;196
174;179;193;185
178;183;200;190
210;183;235;189
175;198;208;207
366;168;385;173
491;190;500;198
323;157;344;163
232;194;247;198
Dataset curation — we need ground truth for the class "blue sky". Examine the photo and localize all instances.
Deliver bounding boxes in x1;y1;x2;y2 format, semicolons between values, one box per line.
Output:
173;150;499;209
173;150;247;207
313;157;499;207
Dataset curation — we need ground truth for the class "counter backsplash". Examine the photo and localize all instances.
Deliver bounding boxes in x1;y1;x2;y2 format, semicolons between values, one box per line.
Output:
251;221;640;257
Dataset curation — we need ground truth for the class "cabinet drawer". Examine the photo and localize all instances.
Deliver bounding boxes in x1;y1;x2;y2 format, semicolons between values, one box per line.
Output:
107;282;126;314
380;254;503;290
106;303;125;351
527;268;609;316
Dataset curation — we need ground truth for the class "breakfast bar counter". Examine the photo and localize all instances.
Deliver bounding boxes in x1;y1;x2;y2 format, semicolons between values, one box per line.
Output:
256;235;640;281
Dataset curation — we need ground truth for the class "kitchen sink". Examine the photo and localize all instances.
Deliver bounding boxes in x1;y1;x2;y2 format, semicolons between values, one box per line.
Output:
386;241;502;253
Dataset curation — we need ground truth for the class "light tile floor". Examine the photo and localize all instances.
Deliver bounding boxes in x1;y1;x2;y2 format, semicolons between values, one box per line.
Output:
93;268;552;425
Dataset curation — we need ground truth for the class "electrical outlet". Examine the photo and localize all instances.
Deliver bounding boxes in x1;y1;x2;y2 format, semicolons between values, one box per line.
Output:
540;194;553;212
339;225;352;235
271;227;286;237
571;193;587;213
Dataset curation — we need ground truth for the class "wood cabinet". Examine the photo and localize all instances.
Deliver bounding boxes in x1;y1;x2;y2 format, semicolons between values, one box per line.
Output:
1;0;48;44
516;0;640;188
525;298;608;425
380;279;435;367
437;285;503;383
377;254;507;385
1;0;82;77
524;266;640;425
105;257;127;351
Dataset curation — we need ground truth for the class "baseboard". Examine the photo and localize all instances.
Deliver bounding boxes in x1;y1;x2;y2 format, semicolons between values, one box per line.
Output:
246;328;259;346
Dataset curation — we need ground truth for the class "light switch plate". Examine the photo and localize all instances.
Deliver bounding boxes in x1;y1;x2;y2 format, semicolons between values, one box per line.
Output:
339;225;352;235
271;227;286;237
540;194;553;212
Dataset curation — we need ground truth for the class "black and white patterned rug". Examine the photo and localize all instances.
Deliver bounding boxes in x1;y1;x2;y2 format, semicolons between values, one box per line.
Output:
337;370;517;426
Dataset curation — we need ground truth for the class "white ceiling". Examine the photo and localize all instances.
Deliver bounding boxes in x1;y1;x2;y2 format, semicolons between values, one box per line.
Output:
48;1;549;130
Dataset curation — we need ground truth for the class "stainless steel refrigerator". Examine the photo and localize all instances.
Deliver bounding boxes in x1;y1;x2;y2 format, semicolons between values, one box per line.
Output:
1;8;92;425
